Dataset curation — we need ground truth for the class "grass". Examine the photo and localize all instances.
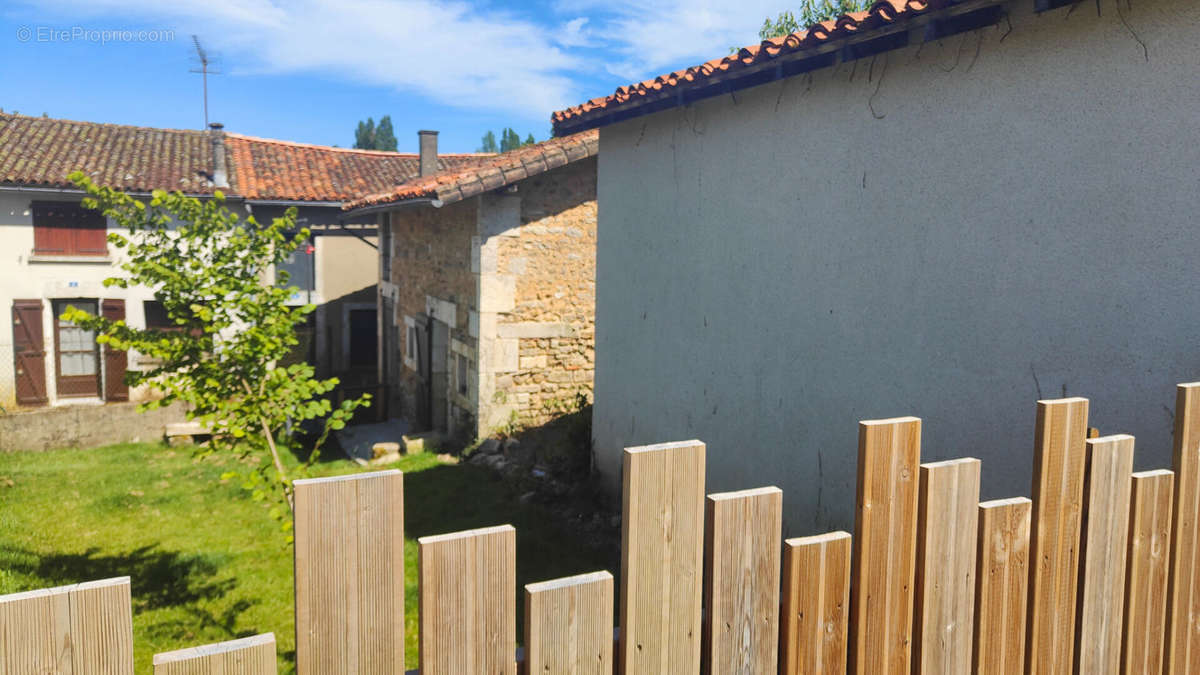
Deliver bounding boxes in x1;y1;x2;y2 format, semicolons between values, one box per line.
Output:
0;441;613;672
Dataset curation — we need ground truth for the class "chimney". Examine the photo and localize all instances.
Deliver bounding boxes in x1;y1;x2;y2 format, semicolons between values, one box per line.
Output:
208;122;229;189
418;130;438;177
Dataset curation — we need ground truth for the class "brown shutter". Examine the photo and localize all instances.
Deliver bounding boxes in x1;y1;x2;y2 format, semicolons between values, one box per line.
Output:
32;202;107;256
101;299;128;401
11;300;48;406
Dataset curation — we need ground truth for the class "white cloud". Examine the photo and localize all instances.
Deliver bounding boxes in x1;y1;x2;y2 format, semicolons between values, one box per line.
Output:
555;17;592;49
569;0;785;83
24;0;583;119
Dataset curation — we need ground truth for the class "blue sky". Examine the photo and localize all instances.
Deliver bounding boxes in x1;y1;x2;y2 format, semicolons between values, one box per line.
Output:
0;0;788;153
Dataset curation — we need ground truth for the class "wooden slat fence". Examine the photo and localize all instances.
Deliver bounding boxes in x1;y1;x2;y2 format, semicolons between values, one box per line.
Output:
6;383;1200;674
152;633;276;674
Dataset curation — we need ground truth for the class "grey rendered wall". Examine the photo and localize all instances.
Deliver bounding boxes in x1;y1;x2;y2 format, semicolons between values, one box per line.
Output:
593;0;1200;538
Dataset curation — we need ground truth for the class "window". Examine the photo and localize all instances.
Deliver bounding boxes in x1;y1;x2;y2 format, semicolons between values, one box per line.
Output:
32;202;107;257
52;299;100;397
404;316;419;371
379;212;392;281
143;300;174;330
457;353;469;396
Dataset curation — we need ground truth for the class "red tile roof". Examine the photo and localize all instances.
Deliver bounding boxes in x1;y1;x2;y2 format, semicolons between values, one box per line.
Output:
0;112;497;203
0;112;224;194
344;130;599;211
226;133;491;202
553;0;975;134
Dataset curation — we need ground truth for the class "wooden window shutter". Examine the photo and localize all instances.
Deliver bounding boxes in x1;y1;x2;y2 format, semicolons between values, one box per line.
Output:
32;202;107;256
11;299;48;406
101;299;128;401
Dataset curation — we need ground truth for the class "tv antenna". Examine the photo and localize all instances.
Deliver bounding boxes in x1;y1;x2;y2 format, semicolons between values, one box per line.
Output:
189;36;221;129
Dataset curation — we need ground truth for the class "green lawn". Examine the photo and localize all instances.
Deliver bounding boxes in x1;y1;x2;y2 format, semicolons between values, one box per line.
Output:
0;442;612;672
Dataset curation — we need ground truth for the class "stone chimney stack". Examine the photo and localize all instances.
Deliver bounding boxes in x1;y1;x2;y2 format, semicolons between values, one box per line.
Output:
208;122;229;189
418;130;438;177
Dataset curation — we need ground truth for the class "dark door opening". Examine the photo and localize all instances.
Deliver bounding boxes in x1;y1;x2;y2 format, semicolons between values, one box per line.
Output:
348;308;377;369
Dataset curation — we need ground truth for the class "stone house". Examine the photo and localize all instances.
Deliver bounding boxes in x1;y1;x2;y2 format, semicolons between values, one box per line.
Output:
344;131;598;440
552;0;1200;533
0;113;484;411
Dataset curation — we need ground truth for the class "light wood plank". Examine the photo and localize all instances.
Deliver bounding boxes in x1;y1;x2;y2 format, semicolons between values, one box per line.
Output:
1166;382;1200;675
849;417;922;675
293;470;404;675
153;633;277;675
0;577;134;675
973;497;1031;675
418;524;517;675
914;458;981;675
702;486;782;674
1074;434;1135;673
1123;469;1174;675
525;571;614;675
69;578;135;674
780;531;852;675
1024;397;1089;675
619;440;706;675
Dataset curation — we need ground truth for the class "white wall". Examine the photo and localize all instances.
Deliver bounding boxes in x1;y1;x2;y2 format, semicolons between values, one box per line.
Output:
593;0;1200;537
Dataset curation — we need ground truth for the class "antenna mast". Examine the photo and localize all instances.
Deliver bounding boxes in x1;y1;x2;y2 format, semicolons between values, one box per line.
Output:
189;36;221;129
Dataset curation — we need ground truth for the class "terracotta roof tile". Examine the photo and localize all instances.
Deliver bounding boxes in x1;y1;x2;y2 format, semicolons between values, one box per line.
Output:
0;112;224;194
0;112;497;203
552;0;962;134
226;134;491;202
344;130;599;210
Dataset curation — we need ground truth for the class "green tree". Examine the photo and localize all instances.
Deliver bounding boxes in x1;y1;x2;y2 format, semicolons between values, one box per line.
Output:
374;115;398;151
524;133;536;146
478;130;498;153
759;1;868;40
353;114;397;151
59;173;368;528
499;128;520;153
354;117;376;149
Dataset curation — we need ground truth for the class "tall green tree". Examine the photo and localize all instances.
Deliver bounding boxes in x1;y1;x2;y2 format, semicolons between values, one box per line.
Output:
373;115;397;151
60;173;368;529
354;117;376;149
353;114;398;151
759;1;868;40
478;129;536;154
479;130;498;153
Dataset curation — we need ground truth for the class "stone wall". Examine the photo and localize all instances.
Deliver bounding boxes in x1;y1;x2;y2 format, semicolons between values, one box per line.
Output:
0;401;186;452
493;157;597;428
387;199;478;431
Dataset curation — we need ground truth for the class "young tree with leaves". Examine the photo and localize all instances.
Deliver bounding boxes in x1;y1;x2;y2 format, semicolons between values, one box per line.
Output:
60;173;368;530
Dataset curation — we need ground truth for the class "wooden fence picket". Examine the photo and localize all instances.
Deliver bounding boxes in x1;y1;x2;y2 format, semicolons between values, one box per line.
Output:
418;524;516;675
619;440;706;675
1124;469;1175;675
1166;382;1200;675
1074;434;1135;673
780;531;851;675
849;416;922;675
973;497;1031;675
152;633;276;674
1025;397;1089;675
0;576;134;674
293;470;405;674
525;571;613;675
702;486;782;674
914;458;981;675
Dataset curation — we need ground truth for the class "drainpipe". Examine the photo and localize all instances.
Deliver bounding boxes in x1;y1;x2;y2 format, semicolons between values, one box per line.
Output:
209;122;229;189
418;130;438;177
